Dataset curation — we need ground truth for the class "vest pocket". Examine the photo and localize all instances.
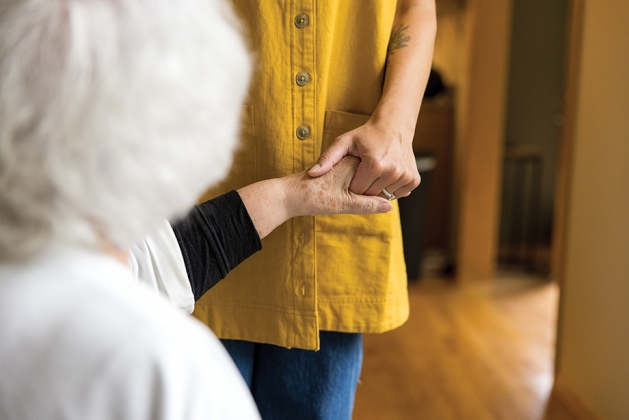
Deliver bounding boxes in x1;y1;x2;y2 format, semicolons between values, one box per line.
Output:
321;110;371;153
199;105;256;201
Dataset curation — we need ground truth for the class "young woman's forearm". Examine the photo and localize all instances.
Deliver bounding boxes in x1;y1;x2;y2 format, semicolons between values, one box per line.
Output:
373;0;437;135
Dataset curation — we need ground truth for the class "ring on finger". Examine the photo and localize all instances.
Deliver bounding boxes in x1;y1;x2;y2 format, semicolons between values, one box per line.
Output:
382;188;396;201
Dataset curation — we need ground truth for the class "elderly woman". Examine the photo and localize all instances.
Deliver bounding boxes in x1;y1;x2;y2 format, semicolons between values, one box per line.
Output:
0;0;392;419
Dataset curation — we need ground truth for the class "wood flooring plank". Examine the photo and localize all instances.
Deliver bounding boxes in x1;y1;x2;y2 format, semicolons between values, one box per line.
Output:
353;276;559;420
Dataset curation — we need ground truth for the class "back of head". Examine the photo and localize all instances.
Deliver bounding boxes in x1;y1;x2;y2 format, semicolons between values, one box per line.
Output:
0;0;251;259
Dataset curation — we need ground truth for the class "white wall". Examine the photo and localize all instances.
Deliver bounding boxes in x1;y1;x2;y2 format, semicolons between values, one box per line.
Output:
555;0;629;418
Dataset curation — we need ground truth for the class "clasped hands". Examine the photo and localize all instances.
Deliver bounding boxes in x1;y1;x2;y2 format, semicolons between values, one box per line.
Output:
280;156;392;219
283;118;421;219
237;120;420;238
308;119;420;201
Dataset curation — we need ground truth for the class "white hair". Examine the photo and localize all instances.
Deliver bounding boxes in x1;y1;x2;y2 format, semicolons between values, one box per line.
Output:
0;0;251;259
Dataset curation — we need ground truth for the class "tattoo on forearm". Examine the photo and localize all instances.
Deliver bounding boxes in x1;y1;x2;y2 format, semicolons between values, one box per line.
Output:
388;24;411;57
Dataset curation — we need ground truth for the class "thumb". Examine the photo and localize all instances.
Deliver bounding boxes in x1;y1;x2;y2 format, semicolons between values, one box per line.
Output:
347;195;393;214
308;136;352;177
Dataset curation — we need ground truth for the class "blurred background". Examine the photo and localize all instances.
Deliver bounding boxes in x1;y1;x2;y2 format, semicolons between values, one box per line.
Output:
353;0;629;419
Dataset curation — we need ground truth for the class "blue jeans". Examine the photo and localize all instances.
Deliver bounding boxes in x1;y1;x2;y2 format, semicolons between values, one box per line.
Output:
221;332;363;420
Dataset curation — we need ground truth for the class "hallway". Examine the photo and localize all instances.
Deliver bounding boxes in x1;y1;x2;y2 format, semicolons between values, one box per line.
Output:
353;276;559;420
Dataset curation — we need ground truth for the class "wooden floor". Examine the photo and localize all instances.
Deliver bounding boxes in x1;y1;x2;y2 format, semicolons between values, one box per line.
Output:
353;275;559;420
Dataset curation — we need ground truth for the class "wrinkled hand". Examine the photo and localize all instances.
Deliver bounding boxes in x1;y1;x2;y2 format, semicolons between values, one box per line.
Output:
285;156;393;217
308;121;420;199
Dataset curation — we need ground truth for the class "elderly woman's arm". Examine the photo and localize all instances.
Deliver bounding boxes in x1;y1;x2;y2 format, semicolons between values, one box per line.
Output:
171;191;260;301
171;157;391;301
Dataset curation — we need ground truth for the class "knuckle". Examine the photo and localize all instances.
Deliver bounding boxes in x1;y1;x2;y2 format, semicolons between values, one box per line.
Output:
392;167;404;179
317;151;331;164
361;200;374;214
369;159;385;173
404;172;420;188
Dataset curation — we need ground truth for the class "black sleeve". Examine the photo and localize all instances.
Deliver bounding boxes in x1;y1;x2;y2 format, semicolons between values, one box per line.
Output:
172;190;262;301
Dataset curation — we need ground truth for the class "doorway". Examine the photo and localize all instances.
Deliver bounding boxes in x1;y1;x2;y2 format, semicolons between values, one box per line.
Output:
498;0;569;276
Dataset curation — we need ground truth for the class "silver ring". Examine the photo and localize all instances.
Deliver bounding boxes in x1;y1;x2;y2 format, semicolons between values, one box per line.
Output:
382;188;395;201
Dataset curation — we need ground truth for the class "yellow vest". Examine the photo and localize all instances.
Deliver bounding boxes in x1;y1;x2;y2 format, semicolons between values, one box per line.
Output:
193;0;408;350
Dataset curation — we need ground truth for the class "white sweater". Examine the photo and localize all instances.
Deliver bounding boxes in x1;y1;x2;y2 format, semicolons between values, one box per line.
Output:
0;243;260;420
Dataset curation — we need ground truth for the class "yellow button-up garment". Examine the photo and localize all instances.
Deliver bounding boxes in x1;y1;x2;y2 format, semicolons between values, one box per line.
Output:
193;0;408;350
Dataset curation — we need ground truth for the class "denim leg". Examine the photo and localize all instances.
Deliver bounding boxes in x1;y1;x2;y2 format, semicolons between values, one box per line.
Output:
220;338;256;388
251;331;363;420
